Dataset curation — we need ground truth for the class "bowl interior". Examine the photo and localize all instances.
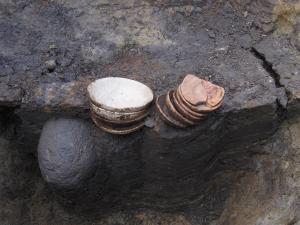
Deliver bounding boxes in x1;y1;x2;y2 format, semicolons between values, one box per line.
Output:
88;77;153;110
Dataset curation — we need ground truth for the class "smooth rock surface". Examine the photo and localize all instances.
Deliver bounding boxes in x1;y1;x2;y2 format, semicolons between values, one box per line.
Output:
38;118;98;189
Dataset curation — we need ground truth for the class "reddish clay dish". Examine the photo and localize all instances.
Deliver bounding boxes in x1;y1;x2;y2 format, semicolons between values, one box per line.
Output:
156;74;225;128
199;79;225;108
156;94;187;128
180;74;208;106
175;89;206;118
171;91;204;122
165;91;195;126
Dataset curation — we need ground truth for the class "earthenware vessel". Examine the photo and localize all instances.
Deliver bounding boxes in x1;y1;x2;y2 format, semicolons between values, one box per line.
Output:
156;94;187;128
165;90;195;126
156;74;225;128
179;74;207;105
175;89;206;118
90;101;149;122
177;78;224;113
87;77;154;112
91;110;149;127
91;114;145;135
87;77;154;134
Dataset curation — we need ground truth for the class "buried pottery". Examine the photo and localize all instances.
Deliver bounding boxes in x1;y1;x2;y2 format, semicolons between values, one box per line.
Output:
156;74;225;128
87;77;154;134
87;77;154;112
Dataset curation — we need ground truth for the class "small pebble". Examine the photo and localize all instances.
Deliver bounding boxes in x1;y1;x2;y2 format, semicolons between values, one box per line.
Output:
49;44;57;50
45;60;56;72
208;30;216;39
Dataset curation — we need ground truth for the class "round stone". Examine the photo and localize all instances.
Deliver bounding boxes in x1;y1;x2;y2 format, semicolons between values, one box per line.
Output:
38;118;97;189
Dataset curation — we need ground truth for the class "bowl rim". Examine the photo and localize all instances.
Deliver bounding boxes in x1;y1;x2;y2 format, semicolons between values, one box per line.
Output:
87;77;154;112
170;90;204;122
175;89;207;117
91;114;145;135
165;90;195;126
156;94;187;128
180;74;208;106
177;88;223;113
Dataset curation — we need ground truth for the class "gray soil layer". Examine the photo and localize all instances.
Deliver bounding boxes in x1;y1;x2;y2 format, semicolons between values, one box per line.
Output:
0;0;280;113
1;115;300;225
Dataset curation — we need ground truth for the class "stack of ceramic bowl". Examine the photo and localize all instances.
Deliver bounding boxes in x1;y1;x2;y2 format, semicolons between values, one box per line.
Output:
87;77;154;135
156;74;225;128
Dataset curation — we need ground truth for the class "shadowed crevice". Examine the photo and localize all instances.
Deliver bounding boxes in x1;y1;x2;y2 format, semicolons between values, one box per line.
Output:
250;47;288;119
250;47;283;89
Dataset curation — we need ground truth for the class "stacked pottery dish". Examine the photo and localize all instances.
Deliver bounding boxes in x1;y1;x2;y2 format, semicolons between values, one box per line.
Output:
87;77;154;135
156;74;225;128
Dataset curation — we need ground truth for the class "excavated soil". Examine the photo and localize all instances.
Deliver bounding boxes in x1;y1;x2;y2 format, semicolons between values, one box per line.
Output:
0;0;300;224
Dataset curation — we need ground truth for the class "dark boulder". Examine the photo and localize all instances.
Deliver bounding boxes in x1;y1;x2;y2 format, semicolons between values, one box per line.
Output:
38;118;97;189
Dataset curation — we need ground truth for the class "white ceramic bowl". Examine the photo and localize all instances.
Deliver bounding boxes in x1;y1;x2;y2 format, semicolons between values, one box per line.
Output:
87;77;154;112
91;114;145;135
90;101;149;123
